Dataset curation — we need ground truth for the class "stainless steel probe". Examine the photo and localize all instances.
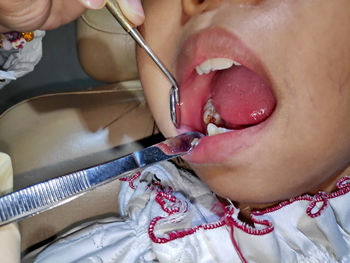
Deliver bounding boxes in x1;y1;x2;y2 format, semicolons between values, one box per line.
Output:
106;0;181;128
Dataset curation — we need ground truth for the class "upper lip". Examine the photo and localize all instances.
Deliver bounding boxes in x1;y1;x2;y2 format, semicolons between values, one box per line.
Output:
176;26;269;86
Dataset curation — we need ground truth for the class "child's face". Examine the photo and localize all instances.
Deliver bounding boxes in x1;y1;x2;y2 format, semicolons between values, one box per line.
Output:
137;0;350;204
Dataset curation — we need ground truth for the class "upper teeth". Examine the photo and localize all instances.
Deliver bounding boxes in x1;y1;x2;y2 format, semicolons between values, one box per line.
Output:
195;58;241;75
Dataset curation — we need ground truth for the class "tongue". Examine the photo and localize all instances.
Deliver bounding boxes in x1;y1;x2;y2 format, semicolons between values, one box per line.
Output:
210;66;276;127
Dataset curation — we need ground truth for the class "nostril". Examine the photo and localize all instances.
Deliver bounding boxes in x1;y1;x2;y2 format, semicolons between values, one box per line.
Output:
183;0;222;16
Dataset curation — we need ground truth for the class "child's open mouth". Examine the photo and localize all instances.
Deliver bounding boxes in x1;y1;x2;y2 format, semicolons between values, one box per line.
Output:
198;58;275;136
176;27;277;163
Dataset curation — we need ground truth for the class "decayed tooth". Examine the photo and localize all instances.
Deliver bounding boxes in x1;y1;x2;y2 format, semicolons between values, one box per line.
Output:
203;98;234;136
195;58;235;76
203;99;222;125
203;110;221;126
207;123;233;136
203;98;215;111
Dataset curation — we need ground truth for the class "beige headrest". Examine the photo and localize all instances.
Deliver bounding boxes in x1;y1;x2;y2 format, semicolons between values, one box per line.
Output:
77;7;138;83
0;154;20;263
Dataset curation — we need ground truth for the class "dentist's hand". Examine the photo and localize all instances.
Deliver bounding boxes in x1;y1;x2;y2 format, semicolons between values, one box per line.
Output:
0;0;144;32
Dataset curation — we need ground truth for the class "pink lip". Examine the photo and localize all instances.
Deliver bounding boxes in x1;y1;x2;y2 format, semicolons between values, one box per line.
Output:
176;27;268;87
175;27;275;164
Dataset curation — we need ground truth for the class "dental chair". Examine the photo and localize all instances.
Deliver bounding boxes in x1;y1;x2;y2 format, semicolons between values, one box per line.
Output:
0;7;157;260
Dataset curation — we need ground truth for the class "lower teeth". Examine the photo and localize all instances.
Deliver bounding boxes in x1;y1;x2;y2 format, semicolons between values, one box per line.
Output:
203;98;222;126
207;123;234;136
203;98;234;136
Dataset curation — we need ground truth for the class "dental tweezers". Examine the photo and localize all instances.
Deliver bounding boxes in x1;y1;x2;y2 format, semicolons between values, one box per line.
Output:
0;132;202;226
106;0;181;128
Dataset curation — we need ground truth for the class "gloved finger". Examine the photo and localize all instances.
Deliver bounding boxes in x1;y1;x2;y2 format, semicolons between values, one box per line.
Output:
77;0;107;9
117;0;145;26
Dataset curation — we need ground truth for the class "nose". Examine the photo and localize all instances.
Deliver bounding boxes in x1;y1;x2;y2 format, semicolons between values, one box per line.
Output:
182;0;263;16
182;0;224;16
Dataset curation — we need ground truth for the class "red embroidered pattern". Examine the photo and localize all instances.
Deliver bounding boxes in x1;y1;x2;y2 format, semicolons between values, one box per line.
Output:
148;216;225;244
253;176;350;218
120;172;350;262
229;224;248;263
306;192;328;218
119;172;141;190
224;207;274;236
146;179;226;243
155;191;182;215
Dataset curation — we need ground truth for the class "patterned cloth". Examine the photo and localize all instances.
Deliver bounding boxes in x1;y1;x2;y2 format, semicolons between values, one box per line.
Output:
35;161;350;263
0;30;44;89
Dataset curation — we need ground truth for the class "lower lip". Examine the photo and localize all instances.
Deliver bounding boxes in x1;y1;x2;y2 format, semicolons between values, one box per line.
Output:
181;118;270;164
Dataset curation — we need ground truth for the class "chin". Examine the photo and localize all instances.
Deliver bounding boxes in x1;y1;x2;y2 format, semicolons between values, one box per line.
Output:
189;162;295;204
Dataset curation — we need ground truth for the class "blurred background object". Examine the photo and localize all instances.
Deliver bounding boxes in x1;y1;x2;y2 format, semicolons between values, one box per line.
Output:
0;7;160;260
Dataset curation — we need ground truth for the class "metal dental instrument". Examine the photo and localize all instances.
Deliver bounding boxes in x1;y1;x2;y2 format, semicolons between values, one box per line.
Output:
106;0;181;128
0;132;202;226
